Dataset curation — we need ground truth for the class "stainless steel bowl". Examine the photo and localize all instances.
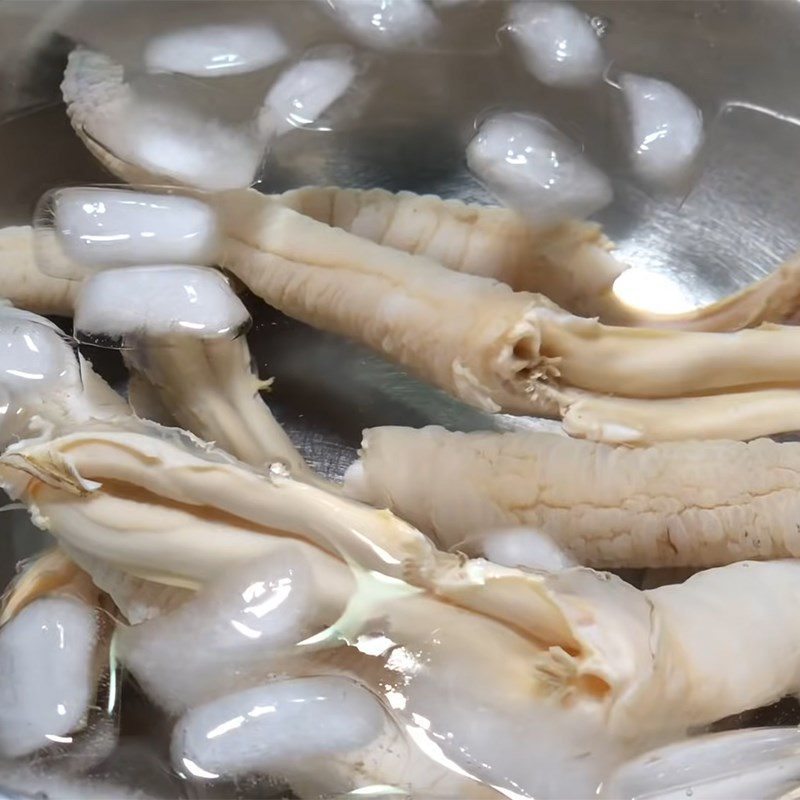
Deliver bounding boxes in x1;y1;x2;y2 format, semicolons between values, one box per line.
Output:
2;1;800;795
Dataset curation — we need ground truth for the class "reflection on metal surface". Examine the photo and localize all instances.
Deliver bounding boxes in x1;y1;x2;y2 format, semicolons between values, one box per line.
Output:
612;267;697;314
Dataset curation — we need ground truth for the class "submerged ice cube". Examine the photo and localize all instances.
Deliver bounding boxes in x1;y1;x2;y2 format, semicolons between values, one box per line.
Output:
116;549;338;713
620;73;703;189
506;1;605;88
0;598;98;758
601;727;800;800
38;187;221;279
143;24;289;77
74;265;249;346
171;676;386;781
259;45;358;136
467;111;613;225
320;0;438;50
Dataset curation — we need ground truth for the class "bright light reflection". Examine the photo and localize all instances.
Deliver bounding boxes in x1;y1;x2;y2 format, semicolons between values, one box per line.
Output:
206;715;244;739
182;757;219;779
612;268;697;314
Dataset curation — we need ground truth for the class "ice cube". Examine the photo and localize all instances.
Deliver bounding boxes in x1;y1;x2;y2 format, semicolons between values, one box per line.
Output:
171;676;385;780
259;45;357;137
467;111;613;224
621;73;703;188
601;727;800;800
464;527;578;571
74;265;249;344
320;0;438;50
506;2;605;88
0;598;98;758
116;548;334;713
0;307;78;398
40;187;221;278
143;24;289;77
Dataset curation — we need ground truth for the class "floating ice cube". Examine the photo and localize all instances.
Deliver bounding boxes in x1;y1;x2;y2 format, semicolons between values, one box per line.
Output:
620;73;703;188
74;265;249;345
259;45;358;137
601;727;800;800
506;2;605;88
464;527;578;571
0;598;98;758
171;676;385;780
143;24;289;77
116;549;332;713
320;0;438;50
38;188;221;279
467;111;613;224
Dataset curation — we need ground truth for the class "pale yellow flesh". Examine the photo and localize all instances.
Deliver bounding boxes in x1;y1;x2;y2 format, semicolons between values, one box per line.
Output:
277;186;800;331
345;425;800;568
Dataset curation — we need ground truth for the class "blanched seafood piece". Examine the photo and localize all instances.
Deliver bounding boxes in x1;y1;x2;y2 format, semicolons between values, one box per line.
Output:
276;186;800;331
0;226;80;316
213;189;800;441
345;425;800;568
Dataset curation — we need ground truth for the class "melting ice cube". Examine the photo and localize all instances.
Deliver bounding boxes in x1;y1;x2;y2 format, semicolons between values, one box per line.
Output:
0;598;97;758
620;73;703;189
143;24;289;77
506;2;605;88
467;111;613;225
320;0;438;50
259;45;358;137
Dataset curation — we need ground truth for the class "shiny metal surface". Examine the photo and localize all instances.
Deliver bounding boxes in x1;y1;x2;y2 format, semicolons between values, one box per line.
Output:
1;1;800;793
